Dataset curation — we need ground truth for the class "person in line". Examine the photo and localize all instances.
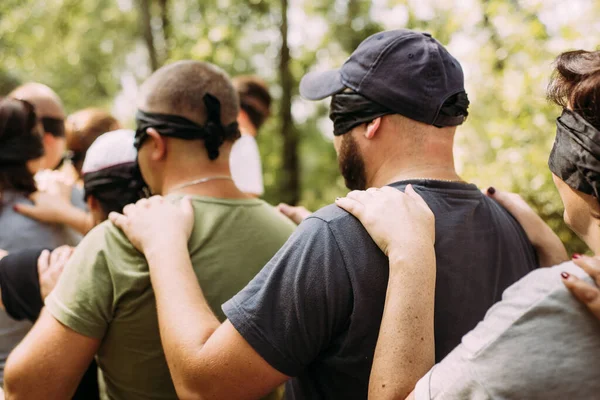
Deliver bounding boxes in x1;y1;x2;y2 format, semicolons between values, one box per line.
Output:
0;129;146;399
9;83;67;171
3;60;295;400
64;108;121;178
102;30;540;399
0;96;87;385
14;112;124;236
230;75;271;197
9;82;88;245
341;49;600;400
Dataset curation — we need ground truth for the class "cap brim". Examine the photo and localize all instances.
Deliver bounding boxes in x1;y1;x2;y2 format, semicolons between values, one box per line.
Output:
299;69;345;100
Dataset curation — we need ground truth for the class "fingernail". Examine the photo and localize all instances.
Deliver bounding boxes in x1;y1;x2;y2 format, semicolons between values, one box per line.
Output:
487;187;496;195
561;272;570;280
573;254;581;259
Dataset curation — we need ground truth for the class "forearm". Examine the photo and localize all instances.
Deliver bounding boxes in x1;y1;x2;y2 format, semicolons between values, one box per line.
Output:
369;247;436;400
533;228;569;268
145;240;221;396
60;206;94;235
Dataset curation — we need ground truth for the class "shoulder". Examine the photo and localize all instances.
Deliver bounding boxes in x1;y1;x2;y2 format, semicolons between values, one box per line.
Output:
77;220;141;265
308;203;356;225
461;262;594;356
232;134;259;152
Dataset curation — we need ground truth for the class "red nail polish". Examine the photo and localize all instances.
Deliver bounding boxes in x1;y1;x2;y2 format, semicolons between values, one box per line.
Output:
573;254;581;259
487;187;496;195
561;272;570;279
12;205;17;212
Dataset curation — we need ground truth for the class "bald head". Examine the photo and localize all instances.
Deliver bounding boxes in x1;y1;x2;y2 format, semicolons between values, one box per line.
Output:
138;60;239;127
9;83;65;120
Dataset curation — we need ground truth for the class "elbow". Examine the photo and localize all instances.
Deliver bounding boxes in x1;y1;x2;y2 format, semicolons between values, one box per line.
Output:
368;382;414;400
172;374;218;400
4;357;26;399
171;374;207;400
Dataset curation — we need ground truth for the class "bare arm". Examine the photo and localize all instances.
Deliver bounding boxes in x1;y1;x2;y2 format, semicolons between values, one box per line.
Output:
485;188;568;267
336;186;436;400
110;197;289;399
14;191;94;235
4;309;99;399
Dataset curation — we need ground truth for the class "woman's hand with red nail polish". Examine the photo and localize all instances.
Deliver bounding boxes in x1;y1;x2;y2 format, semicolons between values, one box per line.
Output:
564;255;600;320
483;187;568;268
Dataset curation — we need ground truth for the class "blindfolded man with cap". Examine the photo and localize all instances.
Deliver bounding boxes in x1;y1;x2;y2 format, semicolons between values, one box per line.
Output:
70;30;540;399
4;61;295;399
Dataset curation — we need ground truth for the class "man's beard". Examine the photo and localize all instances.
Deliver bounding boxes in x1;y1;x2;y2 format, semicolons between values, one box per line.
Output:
338;134;367;190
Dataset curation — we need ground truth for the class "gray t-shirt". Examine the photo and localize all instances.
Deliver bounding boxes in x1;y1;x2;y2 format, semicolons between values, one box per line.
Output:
223;180;538;399
0;189;84;383
414;262;600;400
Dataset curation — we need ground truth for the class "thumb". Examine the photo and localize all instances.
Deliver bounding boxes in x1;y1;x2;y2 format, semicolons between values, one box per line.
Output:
180;196;195;219
335;197;364;219
109;212;127;230
276;203;291;215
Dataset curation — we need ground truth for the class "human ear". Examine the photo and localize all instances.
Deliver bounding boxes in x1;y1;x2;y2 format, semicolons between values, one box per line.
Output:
365;117;382;139
146;128;167;161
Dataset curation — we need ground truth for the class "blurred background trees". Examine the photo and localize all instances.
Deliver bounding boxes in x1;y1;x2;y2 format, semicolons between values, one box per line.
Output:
1;0;599;253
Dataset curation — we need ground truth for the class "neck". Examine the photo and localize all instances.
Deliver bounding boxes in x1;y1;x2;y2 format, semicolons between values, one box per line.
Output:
237;114;257;137
368;148;461;187
160;164;247;199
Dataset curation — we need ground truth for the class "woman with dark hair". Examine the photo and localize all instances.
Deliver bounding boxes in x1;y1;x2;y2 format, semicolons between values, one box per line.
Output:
0;97;81;386
333;49;600;400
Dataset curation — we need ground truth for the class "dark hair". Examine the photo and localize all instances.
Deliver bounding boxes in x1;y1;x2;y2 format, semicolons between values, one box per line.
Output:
66;108;120;174
233;75;272;130
548;50;600;130
0;98;41;197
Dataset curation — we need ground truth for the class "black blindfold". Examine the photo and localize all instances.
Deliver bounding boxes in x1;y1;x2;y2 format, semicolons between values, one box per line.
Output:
549;109;600;199
329;92;393;136
83;162;148;213
41;117;65;138
135;93;239;160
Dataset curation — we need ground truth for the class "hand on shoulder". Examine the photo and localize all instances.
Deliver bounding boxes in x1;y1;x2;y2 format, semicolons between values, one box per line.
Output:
109;196;195;255
564;255;600;320
485;187;568;267
335;185;435;259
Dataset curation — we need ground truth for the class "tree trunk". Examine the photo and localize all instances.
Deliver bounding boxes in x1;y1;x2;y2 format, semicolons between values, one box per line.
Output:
278;0;300;205
158;0;170;61
139;0;159;71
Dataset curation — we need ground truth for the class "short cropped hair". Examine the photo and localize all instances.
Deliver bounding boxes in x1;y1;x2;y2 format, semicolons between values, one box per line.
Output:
548;50;600;130
138;60;239;143
232;75;272;130
66;108;120;173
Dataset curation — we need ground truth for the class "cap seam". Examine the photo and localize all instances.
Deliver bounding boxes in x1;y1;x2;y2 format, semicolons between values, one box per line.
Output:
357;32;423;90
425;38;440;124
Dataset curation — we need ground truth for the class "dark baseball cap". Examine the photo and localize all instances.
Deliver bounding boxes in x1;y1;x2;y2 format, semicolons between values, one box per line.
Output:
300;29;467;127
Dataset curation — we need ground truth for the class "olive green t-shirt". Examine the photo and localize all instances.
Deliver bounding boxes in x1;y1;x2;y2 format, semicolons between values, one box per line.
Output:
45;196;295;400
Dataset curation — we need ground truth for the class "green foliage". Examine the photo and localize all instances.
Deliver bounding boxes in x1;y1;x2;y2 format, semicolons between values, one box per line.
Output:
1;0;598;253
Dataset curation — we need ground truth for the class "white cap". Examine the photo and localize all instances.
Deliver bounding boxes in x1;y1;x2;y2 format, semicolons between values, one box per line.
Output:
81;129;137;175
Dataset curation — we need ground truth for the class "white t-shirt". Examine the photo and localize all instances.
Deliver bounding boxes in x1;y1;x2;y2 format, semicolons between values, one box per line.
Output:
230;133;264;196
414;262;600;399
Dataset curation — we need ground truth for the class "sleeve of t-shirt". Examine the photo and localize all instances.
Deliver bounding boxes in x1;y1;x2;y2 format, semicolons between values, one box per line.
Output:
222;216;353;377
0;248;46;322
230;135;264;195
45;223;115;339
